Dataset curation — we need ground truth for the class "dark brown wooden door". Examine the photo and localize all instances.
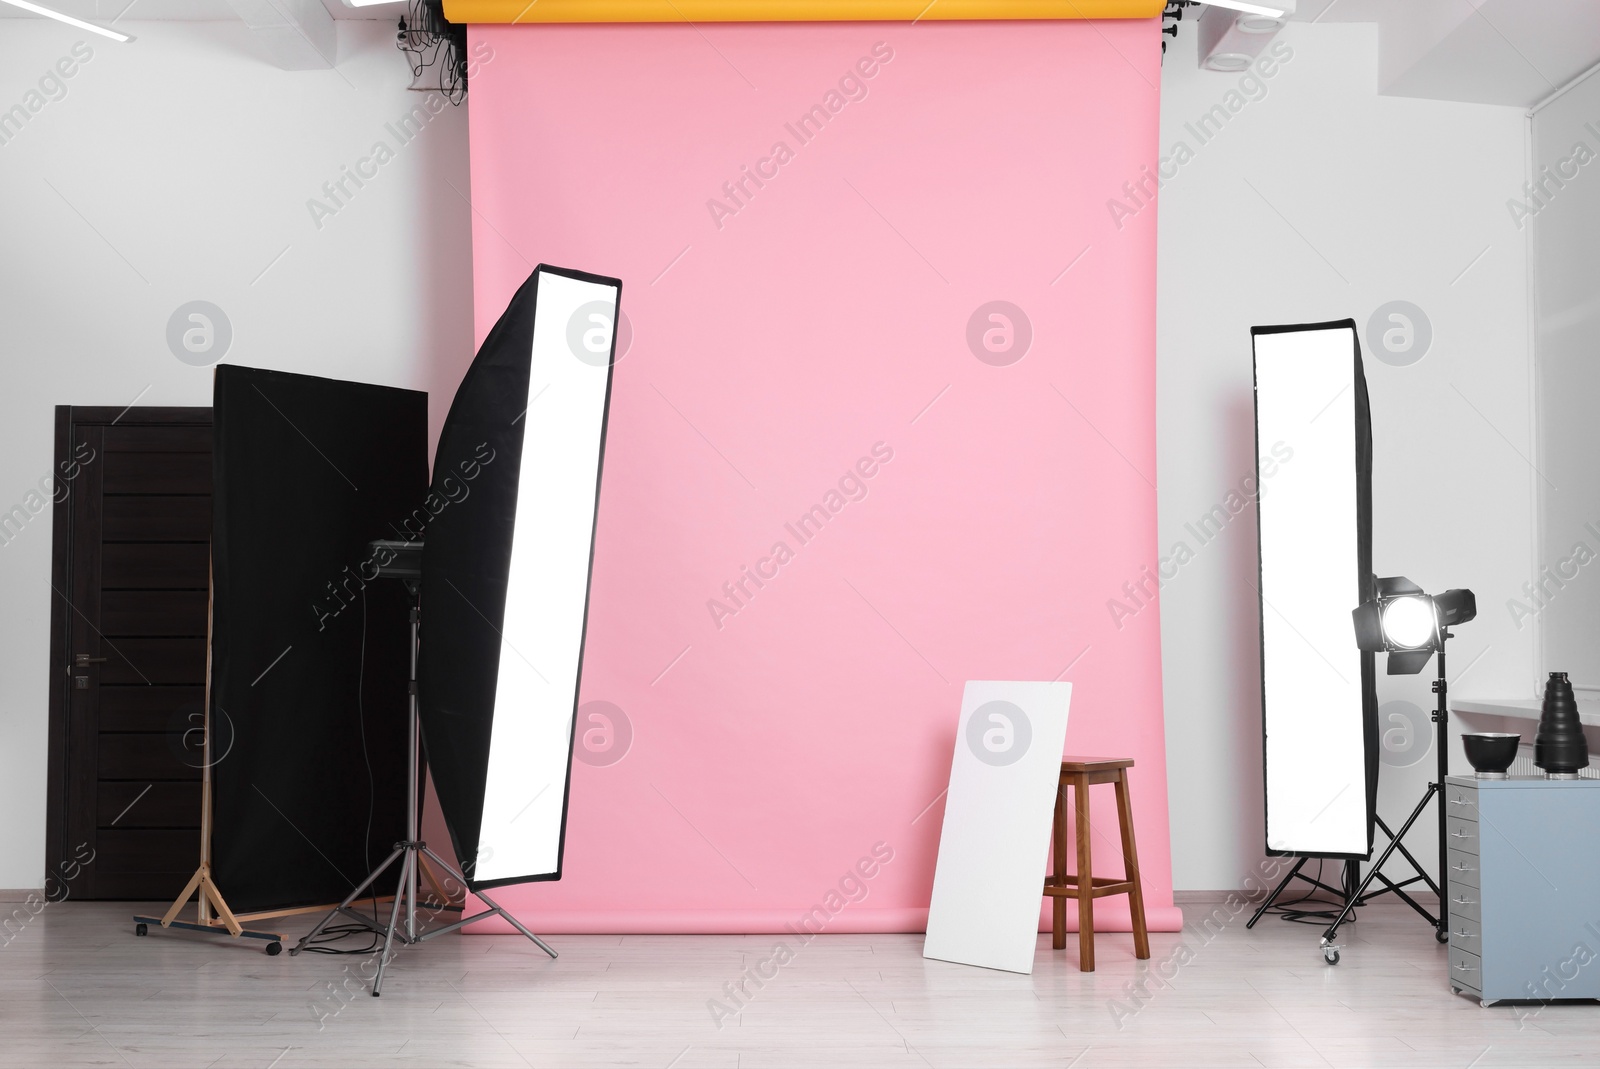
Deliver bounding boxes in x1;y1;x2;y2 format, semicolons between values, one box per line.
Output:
47;407;212;899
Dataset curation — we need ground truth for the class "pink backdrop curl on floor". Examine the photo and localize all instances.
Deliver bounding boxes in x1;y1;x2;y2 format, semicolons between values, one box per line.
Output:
461;16;1178;935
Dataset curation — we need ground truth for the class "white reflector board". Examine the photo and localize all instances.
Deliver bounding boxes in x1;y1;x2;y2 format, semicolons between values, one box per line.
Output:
924;680;1072;973
1253;321;1373;858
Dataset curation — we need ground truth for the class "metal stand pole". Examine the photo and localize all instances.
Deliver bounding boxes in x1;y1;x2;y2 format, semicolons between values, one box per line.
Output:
1433;641;1450;943
290;579;556;994
405;594;420;947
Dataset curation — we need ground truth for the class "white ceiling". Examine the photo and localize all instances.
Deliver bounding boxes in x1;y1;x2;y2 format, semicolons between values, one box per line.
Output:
0;0;402;21
5;0;1598;107
1292;0;1600;108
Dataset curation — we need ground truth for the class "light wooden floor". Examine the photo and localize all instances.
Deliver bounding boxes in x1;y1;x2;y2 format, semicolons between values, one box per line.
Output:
2;896;1595;1067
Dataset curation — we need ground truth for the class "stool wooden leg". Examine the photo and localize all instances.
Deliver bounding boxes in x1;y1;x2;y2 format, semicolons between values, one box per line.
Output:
1074;776;1095;972
1051;780;1067;950
1115;770;1150;960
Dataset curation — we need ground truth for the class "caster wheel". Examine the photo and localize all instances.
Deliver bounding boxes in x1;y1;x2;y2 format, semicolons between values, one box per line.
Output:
135;923;148;937
1436;929;1450;944
265;941;283;956
1323;947;1340;965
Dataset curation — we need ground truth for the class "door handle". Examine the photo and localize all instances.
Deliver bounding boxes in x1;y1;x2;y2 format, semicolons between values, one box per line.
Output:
73;654;107;667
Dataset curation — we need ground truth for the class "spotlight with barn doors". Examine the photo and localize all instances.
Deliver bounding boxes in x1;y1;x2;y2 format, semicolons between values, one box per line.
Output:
1314;576;1478;964
1352;578;1478;675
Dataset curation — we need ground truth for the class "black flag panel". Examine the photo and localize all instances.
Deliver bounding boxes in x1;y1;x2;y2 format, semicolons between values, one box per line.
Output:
211;365;427;911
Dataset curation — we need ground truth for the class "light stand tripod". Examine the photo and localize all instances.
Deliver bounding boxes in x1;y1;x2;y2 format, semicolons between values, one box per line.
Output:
1314;630;1459;962
291;545;556;995
1245;815;1438;963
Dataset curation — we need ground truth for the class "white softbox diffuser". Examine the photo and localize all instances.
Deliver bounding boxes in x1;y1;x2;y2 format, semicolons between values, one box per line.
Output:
1252;320;1377;859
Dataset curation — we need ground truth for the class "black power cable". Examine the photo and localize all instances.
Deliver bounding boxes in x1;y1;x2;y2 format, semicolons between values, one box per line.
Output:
1259;860;1363;927
299;588;384;956
397;0;469;105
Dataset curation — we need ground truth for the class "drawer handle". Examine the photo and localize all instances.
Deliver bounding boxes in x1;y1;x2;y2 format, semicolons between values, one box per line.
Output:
1449;797;1473;806
1452;862;1476;872
1452;895;1477;906
1453;929;1477;940
1450;829;1473;839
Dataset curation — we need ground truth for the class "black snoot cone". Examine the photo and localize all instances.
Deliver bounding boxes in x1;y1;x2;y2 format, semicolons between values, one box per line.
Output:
1535;671;1589;776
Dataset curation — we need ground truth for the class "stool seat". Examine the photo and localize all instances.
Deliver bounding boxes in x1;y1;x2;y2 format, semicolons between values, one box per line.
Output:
1044;756;1150;971
1060;756;1134;771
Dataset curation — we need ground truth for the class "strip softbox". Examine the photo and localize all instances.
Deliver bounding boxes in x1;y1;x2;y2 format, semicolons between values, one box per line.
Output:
212;366;427;911
419;265;621;890
1252;320;1377;859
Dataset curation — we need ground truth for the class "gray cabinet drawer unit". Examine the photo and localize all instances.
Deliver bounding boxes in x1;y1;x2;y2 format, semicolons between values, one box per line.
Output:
1444;775;1600;1005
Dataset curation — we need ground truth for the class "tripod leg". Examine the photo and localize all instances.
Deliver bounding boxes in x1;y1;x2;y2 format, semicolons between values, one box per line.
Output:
475;888;557;959
1382;838;1440;900
372;852;411;997
1247;857;1307;929
1322;784;1438;946
160;866;207;927
292;845;405;954
1371;815;1441;900
418;854;455;907
414;847;556;958
420;845;465;879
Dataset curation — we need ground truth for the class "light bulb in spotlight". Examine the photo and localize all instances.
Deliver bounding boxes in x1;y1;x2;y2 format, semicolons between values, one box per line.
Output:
1382;596;1436;649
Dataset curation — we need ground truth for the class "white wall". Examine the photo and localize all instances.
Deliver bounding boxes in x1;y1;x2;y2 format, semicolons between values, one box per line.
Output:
1531;70;1600;691
1155;23;1534;890
0;20;474;888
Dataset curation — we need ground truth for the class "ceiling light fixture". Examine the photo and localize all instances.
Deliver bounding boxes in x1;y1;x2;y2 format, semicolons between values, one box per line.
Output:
0;0;132;41
1203;0;1286;17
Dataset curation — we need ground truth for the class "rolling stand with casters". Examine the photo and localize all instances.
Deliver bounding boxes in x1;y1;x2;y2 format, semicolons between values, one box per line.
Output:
134;556;289;956
1246;858;1357;964
1316;640;1460;963
1247;805;1443;964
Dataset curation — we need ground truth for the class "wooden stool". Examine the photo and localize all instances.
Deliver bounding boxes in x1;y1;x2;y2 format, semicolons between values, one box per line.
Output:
1042;757;1150;971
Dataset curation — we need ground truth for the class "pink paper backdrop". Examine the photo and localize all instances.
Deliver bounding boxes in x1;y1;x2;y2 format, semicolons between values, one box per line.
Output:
462;18;1177;933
